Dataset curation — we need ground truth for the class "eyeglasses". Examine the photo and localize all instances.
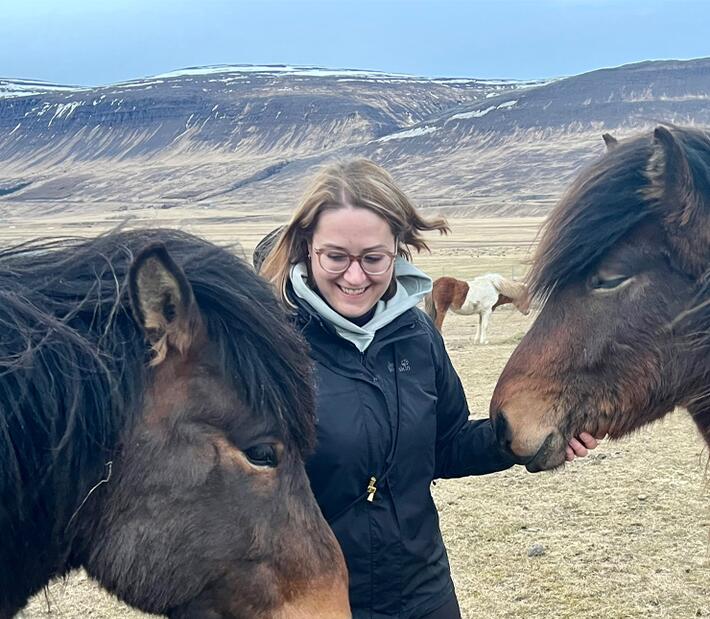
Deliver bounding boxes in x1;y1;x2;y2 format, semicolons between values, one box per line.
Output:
312;248;397;276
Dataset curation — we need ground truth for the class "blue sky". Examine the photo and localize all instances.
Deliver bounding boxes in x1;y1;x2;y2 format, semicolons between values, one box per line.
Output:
2;0;709;85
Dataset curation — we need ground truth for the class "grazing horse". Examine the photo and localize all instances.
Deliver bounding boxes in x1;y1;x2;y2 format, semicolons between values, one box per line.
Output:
0;229;349;619
490;126;710;472
424;274;530;343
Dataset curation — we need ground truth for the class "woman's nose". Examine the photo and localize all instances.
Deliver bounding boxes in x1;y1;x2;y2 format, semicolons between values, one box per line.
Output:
342;259;368;284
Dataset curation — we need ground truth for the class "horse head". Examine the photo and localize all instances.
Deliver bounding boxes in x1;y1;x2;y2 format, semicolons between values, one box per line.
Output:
0;231;350;619
490;126;710;471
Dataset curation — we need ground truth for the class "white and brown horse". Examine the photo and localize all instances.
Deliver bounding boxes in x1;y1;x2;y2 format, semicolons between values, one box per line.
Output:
424;273;530;344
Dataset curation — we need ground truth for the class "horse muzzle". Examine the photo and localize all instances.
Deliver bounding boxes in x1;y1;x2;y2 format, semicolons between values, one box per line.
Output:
492;409;566;471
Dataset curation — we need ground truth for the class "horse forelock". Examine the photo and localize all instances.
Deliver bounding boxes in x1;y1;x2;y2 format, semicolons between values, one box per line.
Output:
529;126;710;302
0;229;315;528
188;249;316;457
528;134;656;301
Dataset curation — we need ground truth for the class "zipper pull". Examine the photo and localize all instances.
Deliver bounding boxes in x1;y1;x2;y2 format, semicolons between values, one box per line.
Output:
366;476;377;502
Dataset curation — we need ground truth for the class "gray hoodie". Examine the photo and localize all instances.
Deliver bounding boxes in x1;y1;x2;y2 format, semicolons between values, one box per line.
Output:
289;257;432;352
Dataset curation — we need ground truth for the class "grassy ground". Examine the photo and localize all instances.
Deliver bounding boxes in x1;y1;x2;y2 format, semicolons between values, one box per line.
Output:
15;216;710;618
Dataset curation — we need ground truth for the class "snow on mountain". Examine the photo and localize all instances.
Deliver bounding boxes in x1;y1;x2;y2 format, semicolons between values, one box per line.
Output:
0;78;85;99
148;64;549;88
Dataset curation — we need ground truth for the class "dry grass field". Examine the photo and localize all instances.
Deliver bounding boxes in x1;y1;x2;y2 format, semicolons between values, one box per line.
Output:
12;214;710;618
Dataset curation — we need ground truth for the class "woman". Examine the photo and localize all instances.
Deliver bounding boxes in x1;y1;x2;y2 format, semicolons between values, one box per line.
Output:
260;159;599;619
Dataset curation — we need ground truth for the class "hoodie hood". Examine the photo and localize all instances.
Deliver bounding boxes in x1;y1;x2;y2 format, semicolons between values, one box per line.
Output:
289;257;432;352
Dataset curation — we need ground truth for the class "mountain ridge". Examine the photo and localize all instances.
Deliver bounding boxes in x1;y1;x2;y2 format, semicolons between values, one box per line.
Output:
1;58;709;219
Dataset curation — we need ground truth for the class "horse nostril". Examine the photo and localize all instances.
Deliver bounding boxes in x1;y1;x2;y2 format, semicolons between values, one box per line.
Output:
494;411;513;451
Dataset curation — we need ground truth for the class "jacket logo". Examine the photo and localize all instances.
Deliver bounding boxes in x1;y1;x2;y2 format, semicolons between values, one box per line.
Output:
388;359;411;373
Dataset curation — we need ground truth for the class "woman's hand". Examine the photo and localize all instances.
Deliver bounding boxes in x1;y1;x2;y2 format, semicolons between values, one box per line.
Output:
565;432;605;461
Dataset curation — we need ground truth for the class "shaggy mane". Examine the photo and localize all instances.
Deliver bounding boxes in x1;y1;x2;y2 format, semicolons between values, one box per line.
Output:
0;228;315;533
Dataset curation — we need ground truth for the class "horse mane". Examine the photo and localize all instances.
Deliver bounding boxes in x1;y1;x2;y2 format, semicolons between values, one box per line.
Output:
527;133;657;300
490;275;527;301
0;229;315;532
528;125;710;301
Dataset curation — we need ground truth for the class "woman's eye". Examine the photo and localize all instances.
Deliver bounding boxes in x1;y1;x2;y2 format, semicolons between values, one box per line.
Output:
362;253;386;265
591;275;629;290
244;444;278;468
327;253;348;263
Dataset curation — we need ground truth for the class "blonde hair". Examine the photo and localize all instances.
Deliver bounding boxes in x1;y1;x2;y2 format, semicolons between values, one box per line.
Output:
260;159;450;305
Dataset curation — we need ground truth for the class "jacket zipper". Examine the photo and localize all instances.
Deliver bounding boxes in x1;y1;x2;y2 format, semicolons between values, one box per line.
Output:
366;476;378;502
314;318;420;515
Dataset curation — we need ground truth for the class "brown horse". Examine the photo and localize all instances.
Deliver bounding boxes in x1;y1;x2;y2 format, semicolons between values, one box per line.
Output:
424;273;530;343
0;229;349;619
490;126;710;472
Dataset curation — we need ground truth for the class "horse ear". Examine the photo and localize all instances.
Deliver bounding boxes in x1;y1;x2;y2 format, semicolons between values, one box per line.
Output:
129;244;204;365
647;126;710;278
602;133;618;151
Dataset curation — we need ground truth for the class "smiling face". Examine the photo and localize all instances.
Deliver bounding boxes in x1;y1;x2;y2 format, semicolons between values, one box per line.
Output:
310;206;396;319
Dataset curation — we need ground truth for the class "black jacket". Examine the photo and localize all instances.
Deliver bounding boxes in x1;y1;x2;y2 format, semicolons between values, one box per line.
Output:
293;296;515;619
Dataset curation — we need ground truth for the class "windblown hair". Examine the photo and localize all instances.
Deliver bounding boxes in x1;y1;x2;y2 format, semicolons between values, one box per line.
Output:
0;229;315;539
260;158;450;304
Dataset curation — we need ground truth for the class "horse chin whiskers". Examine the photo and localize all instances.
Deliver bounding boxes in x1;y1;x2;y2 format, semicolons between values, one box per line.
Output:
66;460;113;531
525;431;565;473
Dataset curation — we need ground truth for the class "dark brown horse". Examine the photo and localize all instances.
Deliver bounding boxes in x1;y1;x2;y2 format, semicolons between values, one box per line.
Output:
0;229;349;618
490;126;709;472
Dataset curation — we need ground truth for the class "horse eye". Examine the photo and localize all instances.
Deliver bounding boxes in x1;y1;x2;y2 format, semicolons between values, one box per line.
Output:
244;444;278;468
592;275;628;290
